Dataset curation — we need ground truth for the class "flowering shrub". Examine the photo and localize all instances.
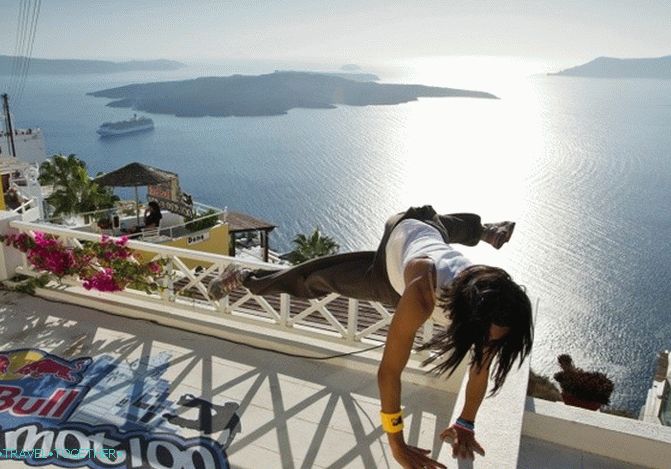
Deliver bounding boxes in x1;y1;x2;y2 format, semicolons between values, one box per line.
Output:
1;232;167;294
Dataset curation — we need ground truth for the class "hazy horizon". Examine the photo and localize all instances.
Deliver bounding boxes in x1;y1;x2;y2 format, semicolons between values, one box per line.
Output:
0;1;670;68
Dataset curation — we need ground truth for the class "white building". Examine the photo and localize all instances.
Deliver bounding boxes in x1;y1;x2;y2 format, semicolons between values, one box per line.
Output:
0;126;48;164
641;351;670;426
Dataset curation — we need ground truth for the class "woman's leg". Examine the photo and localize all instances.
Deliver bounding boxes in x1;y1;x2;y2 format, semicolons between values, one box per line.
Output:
437;213;515;249
243;251;383;301
210;206;513;303
436;213;484;246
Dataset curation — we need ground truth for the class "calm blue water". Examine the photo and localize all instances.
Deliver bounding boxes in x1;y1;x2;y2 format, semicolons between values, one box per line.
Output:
4;59;670;413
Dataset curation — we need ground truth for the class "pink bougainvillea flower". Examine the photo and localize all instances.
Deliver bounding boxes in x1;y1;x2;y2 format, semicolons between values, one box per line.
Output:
147;262;162;274
83;268;122;292
3;231;162;294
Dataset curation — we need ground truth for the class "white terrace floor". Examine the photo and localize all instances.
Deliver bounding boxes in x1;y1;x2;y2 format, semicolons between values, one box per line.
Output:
0;291;648;469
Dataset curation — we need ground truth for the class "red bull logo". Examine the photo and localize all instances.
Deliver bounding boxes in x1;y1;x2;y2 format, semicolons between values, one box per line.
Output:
0;349;232;468
0;350;91;384
0;385;82;419
16;357;90;383
0;349;91;422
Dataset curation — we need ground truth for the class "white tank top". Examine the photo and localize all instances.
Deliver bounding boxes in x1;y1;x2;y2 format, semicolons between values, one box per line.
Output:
385;219;472;324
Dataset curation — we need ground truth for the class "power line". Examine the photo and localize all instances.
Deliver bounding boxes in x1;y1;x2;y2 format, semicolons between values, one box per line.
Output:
15;1;40;105
9;0;31;99
7;1;25;95
15;0;42;107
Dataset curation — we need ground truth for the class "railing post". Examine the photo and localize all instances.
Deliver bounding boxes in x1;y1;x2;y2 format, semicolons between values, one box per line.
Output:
220;294;230;313
280;293;290;327
0;212;23;281
161;257;175;303
347;298;359;342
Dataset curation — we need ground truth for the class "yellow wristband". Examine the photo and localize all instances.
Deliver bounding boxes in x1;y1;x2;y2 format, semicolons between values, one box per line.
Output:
380;411;404;433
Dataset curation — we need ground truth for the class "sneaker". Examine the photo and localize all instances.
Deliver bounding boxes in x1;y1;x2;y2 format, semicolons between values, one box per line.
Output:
208;264;251;300
482;221;515;249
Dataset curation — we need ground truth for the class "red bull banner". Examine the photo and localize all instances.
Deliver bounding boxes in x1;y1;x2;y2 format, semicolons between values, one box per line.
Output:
0;349;238;469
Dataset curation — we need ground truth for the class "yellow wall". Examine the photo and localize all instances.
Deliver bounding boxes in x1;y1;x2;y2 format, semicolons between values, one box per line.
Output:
0;174;7;211
135;223;229;269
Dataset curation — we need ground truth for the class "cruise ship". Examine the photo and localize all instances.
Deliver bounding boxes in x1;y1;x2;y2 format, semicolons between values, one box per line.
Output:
96;114;154;137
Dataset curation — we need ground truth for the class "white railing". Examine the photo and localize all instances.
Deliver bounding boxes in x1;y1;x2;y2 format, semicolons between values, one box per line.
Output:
162;205;223;239
10;197;41;222
58;202;224;241
8;220;437;350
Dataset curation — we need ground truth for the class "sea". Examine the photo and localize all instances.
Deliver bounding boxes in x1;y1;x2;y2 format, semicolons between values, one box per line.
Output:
3;56;670;413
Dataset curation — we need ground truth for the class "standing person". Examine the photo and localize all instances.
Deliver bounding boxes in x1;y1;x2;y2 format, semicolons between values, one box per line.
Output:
209;205;533;469
143;201;163;229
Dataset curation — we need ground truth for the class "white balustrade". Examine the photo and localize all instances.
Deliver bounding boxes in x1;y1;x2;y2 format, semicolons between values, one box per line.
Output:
7;220;436;351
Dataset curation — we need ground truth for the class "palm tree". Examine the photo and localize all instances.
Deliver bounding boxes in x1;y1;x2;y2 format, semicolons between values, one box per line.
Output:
287;228;339;264
39;154;117;218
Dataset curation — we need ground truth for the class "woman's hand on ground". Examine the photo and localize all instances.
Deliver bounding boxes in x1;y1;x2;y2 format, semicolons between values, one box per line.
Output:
389;435;446;469
441;425;485;460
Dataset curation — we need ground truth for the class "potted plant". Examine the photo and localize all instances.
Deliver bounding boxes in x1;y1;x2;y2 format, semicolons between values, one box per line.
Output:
553;354;614;410
185;209;219;233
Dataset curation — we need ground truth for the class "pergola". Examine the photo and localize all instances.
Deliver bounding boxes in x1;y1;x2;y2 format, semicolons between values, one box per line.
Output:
221;211;276;262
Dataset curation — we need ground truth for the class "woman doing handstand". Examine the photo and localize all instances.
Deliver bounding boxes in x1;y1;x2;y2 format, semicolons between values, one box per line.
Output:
209;205;533;469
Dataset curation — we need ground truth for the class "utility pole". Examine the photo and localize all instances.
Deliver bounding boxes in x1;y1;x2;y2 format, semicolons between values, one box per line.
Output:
1;94;17;157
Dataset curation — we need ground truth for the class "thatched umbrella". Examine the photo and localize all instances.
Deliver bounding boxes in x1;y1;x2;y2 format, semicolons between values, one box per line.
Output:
94;162;172;226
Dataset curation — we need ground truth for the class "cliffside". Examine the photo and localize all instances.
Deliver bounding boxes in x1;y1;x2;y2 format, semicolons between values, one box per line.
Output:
552;55;671;79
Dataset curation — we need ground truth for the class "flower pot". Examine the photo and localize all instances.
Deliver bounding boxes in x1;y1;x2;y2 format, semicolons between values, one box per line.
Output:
561;392;602;411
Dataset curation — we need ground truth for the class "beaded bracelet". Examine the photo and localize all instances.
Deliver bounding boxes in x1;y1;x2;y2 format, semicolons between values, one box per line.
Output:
454;417;475;433
380;410;404;433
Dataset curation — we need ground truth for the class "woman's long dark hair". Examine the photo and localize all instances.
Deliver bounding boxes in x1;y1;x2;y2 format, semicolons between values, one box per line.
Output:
418;265;533;395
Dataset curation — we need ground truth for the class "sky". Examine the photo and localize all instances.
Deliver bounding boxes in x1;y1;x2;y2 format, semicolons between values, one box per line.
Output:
0;0;670;67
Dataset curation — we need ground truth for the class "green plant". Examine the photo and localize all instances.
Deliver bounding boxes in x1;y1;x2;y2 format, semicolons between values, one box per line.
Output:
120;205;137;216
1;274;50;294
527;370;562;401
553;354;614;405
287;228;339;265
185;209;219;232
39;154;118;217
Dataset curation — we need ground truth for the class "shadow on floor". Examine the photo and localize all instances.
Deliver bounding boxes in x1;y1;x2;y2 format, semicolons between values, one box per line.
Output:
0;291;457;469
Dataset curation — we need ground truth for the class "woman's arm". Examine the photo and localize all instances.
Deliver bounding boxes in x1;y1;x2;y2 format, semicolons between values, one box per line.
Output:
378;257;446;468
459;350;496;421
440;352;496;459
